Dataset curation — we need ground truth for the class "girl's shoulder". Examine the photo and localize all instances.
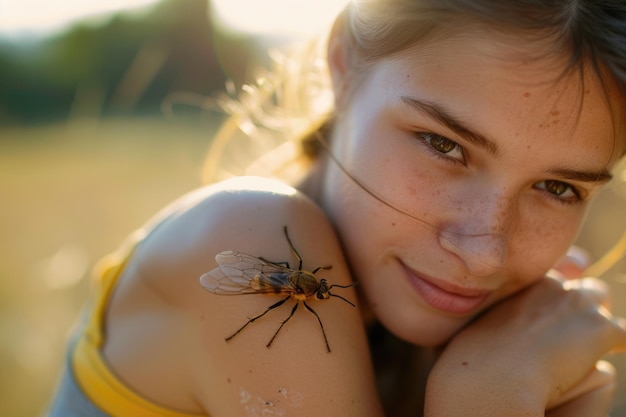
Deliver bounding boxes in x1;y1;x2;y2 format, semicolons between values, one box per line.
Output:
111;175;352;330
102;177;379;416
134;176;338;291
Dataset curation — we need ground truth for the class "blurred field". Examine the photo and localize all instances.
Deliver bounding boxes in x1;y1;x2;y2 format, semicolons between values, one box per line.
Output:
0;117;217;416
1;118;625;416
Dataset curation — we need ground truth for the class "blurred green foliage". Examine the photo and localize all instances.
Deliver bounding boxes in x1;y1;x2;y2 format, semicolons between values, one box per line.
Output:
0;0;228;125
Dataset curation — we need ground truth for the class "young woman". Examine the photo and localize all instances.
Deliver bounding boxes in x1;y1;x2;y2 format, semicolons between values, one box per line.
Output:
47;1;626;416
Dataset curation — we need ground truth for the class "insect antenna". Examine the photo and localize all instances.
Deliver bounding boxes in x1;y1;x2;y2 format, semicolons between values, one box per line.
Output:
328;282;358;306
329;282;358;289
329;292;356;307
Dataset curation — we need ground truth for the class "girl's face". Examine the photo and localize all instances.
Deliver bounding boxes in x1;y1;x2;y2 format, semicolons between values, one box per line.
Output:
319;28;622;345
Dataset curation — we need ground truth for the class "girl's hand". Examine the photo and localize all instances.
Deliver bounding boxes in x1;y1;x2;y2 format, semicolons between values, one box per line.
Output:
552;246;591;279
546;360;616;417
425;276;626;416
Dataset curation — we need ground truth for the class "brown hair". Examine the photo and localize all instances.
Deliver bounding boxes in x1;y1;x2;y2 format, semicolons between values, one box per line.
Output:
297;0;626;160
345;0;625;82
204;0;626;180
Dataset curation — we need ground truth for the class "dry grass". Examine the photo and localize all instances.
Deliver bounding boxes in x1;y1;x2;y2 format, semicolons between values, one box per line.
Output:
0;117;215;416
1;118;625;416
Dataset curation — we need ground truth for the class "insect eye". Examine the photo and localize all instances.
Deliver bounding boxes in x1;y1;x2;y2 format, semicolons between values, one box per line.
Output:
316;290;330;300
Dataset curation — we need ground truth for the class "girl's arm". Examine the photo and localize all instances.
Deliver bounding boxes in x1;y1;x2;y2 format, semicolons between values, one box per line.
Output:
424;276;626;416
546;361;615;417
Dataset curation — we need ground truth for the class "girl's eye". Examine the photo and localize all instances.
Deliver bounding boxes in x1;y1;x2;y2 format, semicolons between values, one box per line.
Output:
418;133;464;162
535;180;581;204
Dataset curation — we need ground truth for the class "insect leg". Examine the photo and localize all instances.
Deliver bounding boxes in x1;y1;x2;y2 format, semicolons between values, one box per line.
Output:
283;227;333;275
225;295;291;342
283;226;303;270
312;265;332;274
303;301;331;353
267;301;299;348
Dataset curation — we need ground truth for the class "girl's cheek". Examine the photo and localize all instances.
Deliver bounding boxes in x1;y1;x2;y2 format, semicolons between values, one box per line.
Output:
512;213;583;279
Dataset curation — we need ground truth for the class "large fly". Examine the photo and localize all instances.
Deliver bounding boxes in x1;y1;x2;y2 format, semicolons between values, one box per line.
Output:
199;226;356;352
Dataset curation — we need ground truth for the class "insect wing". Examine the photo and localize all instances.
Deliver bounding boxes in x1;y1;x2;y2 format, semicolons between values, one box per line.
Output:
200;250;295;295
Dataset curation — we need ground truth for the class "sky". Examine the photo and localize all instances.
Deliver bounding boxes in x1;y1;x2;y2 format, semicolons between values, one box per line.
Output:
212;0;346;36
0;0;159;38
0;0;347;39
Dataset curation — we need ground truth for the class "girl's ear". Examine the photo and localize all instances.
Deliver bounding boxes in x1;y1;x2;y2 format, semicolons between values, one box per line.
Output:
327;10;351;105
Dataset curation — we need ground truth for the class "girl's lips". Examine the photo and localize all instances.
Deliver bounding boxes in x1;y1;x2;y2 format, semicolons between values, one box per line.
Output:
402;263;491;315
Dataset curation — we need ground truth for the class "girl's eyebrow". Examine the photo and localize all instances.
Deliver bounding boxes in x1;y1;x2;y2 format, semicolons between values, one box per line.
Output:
547;168;613;184
400;95;500;157
399;95;613;184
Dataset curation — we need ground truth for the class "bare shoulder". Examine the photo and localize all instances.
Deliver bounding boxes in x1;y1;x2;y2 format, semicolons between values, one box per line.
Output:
120;175;349;326
103;176;381;416
135;175;342;289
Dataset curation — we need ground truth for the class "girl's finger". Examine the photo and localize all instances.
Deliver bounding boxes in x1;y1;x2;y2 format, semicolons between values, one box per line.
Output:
562;277;611;310
548;360;616;411
609;315;626;353
553;246;591;279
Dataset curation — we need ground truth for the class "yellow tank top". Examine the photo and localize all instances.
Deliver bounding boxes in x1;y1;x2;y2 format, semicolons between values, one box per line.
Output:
71;231;206;417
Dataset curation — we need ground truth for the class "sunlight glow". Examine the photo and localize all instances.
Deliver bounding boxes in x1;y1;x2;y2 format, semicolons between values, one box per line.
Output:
212;0;348;37
0;0;159;38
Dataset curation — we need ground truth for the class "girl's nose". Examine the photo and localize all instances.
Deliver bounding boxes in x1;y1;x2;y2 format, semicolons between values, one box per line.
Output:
437;185;514;276
438;231;508;276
